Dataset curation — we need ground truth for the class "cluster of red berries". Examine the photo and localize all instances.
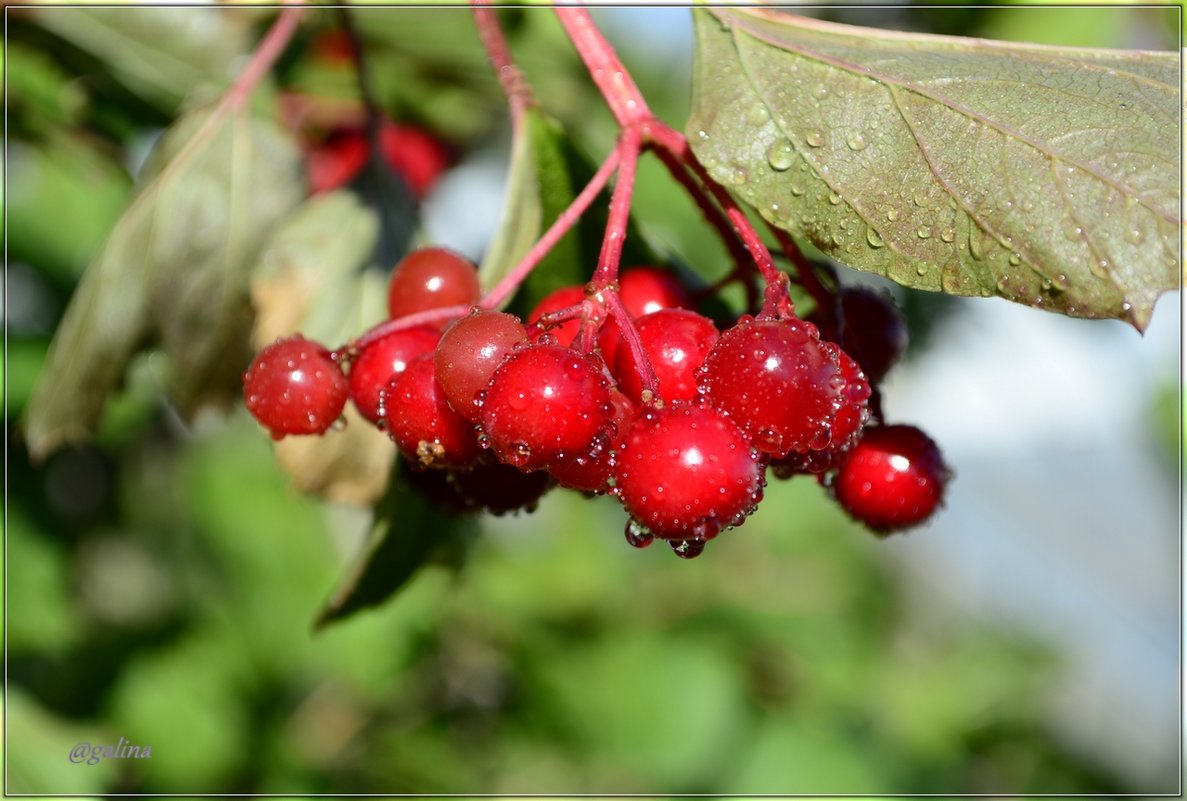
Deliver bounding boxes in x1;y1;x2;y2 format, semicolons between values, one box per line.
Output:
243;246;950;557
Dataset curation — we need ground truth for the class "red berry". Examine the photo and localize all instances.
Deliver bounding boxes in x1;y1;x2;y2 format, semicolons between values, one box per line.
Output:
809;287;907;385
481;344;613;472
387;246;480;322
599;267;694;365
435;310;528;423
550;387;636;493
378;122;450;199
243;335;348;439
767;348;871;478
306;129;369;194
613;309;718;404
699;317;859;459
527;285;586;346
348;325;440;424
383;355;481;470
613;402;763;541
832;424;948;534
448;456;554;516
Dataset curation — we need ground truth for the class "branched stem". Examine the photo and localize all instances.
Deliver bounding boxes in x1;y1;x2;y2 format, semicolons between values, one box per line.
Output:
765;221;836;312
481;146;621;310
601;288;660;399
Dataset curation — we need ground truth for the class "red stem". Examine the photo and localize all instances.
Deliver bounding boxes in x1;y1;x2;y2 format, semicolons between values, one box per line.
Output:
592;126;642;286
645;122;791;318
765;221;835;312
346;304;472;354
473;4;533;125
554;9;651;126
601;288;660;401
225;7;305;113
481;146;621;310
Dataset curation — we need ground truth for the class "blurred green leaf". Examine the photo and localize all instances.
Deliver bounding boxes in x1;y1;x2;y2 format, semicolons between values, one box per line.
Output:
688;8;1180;330
5;509;81;655
7;40;88;133
8;135;132;283
25;104;304;459
31;7;249;109
6;689;117;794
315;460;478;629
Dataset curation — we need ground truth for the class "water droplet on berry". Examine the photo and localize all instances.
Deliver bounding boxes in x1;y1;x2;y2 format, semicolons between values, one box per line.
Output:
671;539;706;559
625;519;654;548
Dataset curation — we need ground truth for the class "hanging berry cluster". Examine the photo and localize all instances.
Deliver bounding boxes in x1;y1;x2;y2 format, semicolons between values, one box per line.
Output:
242;8;951;558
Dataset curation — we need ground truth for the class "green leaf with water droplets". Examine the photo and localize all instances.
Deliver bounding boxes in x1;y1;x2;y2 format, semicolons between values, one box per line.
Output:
688;9;1181;331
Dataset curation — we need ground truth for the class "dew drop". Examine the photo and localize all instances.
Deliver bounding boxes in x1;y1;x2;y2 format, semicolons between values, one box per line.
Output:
814;85;829;100
671;539;706;559
912;191;931;208
805;130;824;148
866;229;885;249
766;139;795;171
331;416;348;432
996;276;1010;292
746;104;770;125
789;182;805;197
1051;273;1070;292
940;228;955;243
1124;225;1146;245
915;264;928;277
625;519;654;548
828;192;842;205
1008;253;1022;266
885;208;900;222
845;131;868;151
917;226;932;239
730;165;748;185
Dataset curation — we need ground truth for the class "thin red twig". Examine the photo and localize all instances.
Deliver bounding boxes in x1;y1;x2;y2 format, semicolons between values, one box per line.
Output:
473;4;533;125
554;9;651;126
226;7;305;113
592;126;642;286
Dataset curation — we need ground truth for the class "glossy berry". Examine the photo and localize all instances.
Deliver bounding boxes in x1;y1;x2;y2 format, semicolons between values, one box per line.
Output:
550;387;636;493
348;325;441;424
699;316;859;459
243;335;348;439
599;267;694;365
809;287;907;385
614;402;763;541
435;310;528;423
832;424;948;534
307;120;450;198
481;344;613;472
768;348;871;478
383;355;481;470
527;285;586;346
387;246;480;322
613;309;718;404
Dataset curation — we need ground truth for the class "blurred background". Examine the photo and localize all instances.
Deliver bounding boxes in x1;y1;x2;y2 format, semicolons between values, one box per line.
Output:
6;5;1180;795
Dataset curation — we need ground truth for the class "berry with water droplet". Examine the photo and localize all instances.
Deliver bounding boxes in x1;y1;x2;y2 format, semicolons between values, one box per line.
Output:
348;325;440;424
383;355;481;470
481;344;613;471
550;387;636;492
831;424;948;534
387;246;480;324
614;403;763;540
243;335;348;439
698;317;857;458
613;308;719;404
435;309;528;423
599;266;694;364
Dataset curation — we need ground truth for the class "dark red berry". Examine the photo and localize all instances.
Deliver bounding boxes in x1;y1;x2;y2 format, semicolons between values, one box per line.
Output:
348;325;440;424
832;424;948;534
809;287;907;385
613;309;718;404
699;316;860;459
378;122;450;199
550;387;636;493
481;344;612;472
448;456;554;516
387;246;480;322
599;267;693;365
383;355;481;470
243;335;348;439
435;310;528;423
614;402;763;541
527;285;586;346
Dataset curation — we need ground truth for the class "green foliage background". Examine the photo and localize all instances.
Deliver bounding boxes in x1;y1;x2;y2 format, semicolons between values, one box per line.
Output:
5;5;1178;795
